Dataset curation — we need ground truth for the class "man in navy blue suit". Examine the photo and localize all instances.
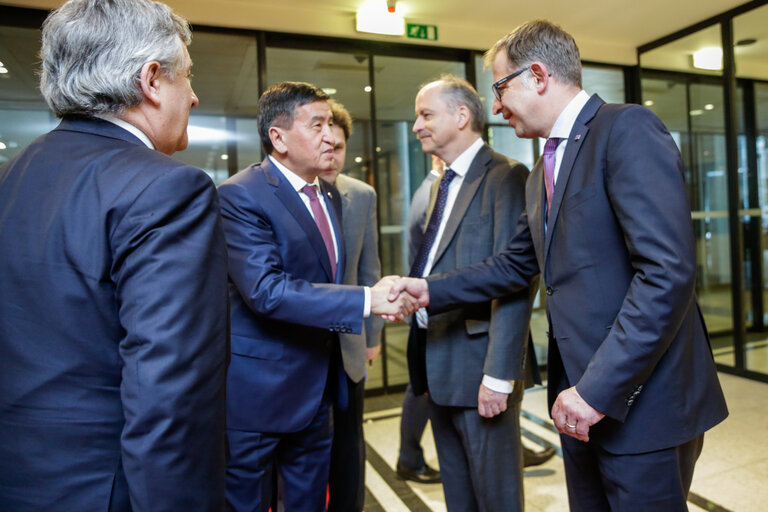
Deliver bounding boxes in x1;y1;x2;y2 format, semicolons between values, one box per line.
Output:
218;82;416;512
0;0;228;510
390;20;728;512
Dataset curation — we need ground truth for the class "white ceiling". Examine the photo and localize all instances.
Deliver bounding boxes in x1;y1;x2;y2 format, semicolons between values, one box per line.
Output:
0;0;755;64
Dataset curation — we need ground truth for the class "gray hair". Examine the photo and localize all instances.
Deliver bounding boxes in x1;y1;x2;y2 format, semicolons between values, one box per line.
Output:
484;19;582;88
428;75;485;134
40;0;192;117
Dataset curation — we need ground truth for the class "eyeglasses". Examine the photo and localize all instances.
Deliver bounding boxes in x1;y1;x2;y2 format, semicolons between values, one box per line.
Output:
491;67;528;101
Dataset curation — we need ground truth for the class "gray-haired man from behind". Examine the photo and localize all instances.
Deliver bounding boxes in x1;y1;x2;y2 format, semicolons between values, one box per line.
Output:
0;0;228;510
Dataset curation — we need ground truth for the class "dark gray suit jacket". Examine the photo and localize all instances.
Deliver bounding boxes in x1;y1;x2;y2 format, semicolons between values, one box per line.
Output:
427;95;728;454
422;143;534;408
335;173;383;383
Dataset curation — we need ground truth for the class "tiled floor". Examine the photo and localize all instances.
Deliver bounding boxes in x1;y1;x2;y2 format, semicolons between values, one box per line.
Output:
361;372;768;511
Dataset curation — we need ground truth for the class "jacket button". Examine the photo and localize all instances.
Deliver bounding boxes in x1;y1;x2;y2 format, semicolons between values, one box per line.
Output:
546;286;553;296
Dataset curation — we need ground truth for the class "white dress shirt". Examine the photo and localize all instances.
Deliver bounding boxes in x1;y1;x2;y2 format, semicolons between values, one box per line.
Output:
95;114;154;149
268;156;370;317
547;90;591;184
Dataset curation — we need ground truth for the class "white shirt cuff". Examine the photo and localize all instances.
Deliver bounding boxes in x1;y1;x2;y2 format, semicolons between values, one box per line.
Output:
363;286;371;318
482;374;513;394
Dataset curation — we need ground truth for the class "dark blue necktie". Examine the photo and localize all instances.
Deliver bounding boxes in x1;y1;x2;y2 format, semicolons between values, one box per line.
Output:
409;168;457;277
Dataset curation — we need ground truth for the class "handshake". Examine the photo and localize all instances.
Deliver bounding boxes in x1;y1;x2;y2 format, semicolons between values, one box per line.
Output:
370;276;430;321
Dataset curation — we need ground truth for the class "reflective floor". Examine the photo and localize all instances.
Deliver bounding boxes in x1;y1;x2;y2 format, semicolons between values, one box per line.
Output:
361;372;768;511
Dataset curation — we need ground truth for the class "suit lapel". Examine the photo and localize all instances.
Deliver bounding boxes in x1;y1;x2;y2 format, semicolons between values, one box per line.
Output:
543;94;604;259
265;159;335;282
431;144;490;265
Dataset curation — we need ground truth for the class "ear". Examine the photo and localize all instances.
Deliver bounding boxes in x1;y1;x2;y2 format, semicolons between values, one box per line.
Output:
139;61;163;107
269;125;288;155
455;105;471;131
529;62;550;93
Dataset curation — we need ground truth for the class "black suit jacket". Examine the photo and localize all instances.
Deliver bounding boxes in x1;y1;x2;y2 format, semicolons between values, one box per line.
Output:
0;117;229;511
427;95;728;454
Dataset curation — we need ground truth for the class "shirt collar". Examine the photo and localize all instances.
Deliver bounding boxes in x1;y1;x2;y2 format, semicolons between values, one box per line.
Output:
548;90;591;140
94;114;154;150
268;155;320;192
445;137;484;177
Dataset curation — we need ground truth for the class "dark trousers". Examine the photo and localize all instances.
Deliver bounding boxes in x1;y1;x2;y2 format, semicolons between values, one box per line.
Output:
225;395;333;512
397;382;431;469
428;393;524;512
327;375;366;512
561;433;704;512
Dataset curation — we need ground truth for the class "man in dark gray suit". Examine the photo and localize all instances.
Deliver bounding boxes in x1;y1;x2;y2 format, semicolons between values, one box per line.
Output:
407;75;534;512
321;100;383;512
389;20;728;512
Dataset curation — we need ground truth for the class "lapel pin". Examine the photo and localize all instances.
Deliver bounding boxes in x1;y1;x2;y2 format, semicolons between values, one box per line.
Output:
574;134;581;141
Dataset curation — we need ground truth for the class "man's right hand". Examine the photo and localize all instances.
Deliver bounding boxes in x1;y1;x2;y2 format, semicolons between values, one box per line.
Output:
376;277;430;322
371;276;419;321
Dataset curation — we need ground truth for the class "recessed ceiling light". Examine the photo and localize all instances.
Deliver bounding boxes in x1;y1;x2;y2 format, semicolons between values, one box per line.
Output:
644;100;654;107
364;86;372;93
322;88;337;95
736;38;757;47
0;142;6;150
0;67;8;74
692;47;722;71
220;154;229;160
704;104;715;110
690;109;704;116
355;156;363;163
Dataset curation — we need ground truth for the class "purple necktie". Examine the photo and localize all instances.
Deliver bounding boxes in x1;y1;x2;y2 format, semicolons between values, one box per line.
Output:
409;168;457;278
543;137;562;218
302;184;336;281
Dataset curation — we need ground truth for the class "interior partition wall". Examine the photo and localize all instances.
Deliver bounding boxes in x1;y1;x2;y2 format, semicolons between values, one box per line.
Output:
638;0;768;382
0;5;629;393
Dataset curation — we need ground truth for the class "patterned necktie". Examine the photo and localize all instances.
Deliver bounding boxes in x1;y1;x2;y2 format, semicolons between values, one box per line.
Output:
302;184;337;281
409;168;457;278
543;137;562;218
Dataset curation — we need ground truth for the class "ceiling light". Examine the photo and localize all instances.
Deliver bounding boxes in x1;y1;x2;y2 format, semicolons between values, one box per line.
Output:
704;104;714;110
735;38;757;47
356;1;405;36
644;100;654;107
220;154;229;160
690;109;704;116
322;88;337;95
364;86;372;92
355;156;363;163
0;142;6;150
0;67;8;74
692;47;722;71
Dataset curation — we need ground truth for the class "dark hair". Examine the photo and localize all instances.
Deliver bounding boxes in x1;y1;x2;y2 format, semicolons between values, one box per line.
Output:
484;19;582;88
328;100;353;141
257;81;330;154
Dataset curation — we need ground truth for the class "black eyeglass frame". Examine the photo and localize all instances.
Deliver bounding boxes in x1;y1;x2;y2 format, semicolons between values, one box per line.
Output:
491;67;528;101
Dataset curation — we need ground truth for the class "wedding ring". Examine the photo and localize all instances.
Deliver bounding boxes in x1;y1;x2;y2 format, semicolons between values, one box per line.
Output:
565;422;577;429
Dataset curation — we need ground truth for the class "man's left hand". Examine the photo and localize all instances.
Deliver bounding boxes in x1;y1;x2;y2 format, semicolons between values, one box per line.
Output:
477;384;508;418
366;345;381;363
551;386;605;442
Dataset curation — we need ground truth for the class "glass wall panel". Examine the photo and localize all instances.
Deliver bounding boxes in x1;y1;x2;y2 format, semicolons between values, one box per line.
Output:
373;55;465;387
182;32;260;184
735;3;768;375
0;26;57;165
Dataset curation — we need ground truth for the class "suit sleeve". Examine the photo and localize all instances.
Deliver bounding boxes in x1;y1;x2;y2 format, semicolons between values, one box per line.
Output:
359;188;383;348
575;106;697;421
427;205;539;314
219;180;365;334
111;165;228;511
484;161;539;381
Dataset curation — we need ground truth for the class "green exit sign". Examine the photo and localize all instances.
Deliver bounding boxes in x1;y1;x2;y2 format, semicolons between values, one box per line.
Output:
406;23;438;41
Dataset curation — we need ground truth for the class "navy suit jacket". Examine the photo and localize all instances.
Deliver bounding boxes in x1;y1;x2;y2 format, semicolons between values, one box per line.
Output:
0;117;229;511
218;157;365;434
427;95;728;454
